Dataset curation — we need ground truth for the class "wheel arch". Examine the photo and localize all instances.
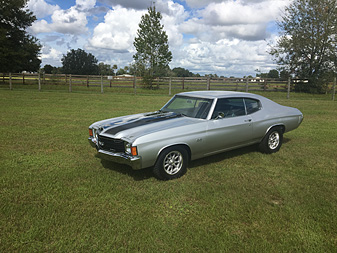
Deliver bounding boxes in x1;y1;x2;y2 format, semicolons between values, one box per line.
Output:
265;124;285;135
156;143;191;163
259;124;284;154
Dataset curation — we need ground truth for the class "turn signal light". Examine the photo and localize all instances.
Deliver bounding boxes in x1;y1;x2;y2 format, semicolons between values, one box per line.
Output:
131;146;138;156
89;129;93;137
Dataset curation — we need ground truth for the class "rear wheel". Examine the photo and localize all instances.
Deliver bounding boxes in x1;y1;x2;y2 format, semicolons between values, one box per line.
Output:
153;146;188;180
259;127;283;153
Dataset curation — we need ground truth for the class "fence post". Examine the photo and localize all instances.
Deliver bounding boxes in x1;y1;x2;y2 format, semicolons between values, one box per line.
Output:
333;77;336;101
169;77;172;95
134;75;137;95
22;73;25;85
9;73;12;90
69;74;72;92
245;78;249;92
38;72;41;91
182;77;185;90
263;79;267;91
101;75;103;93
287;77;291;99
207;76;210;90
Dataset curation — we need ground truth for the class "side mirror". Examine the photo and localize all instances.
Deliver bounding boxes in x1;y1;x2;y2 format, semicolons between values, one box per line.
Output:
215;112;225;120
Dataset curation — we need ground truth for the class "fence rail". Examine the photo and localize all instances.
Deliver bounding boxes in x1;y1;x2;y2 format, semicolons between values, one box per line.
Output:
1;73;336;100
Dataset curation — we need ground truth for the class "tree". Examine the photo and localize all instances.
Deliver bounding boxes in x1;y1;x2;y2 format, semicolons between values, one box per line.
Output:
61;49;99;75
270;0;337;93
279;69;290;80
0;0;41;73
133;6;172;88
112;64;118;76
268;69;279;78
172;67;194;77
98;62;114;76
43;64;54;74
116;68;126;76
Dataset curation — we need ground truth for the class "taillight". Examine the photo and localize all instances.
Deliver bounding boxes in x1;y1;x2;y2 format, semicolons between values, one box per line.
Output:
89;129;93;137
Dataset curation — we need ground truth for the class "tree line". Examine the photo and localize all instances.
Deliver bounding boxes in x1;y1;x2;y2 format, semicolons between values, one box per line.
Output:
1;0;336;93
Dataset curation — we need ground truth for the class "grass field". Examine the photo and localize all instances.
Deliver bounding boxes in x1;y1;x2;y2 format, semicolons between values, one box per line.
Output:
0;89;336;251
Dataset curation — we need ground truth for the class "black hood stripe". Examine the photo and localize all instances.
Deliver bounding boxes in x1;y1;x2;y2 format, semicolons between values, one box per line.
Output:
104;112;182;135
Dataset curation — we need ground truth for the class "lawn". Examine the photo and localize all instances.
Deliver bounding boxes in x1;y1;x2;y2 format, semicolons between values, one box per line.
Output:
0;89;336;251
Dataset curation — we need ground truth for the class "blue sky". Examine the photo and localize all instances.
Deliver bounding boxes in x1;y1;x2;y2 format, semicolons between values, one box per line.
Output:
27;0;291;77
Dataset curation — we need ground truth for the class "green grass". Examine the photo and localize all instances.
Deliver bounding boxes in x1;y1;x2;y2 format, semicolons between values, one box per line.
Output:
0;89;336;251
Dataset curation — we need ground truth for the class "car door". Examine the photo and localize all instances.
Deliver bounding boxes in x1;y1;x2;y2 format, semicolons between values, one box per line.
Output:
204;98;253;156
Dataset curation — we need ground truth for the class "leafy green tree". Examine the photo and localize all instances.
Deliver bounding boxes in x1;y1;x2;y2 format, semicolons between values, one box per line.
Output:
172;67;194;77
0;0;41;73
279;69;290;80
43;64;54;74
98;62;114;76
268;69;279;79
115;68;125;76
112;64;118;76
61;49;99;75
133;6;172;88
270;0;337;93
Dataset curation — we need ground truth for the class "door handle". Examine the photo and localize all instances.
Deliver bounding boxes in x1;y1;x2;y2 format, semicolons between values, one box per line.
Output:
244;119;252;122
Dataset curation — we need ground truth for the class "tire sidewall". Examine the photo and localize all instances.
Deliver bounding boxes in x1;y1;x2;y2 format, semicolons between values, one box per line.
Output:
259;127;283;154
153;146;188;180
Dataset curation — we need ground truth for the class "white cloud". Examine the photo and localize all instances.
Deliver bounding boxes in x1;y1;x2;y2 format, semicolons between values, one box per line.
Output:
184;0;290;9
89;1;187;51
52;8;88;34
40;45;63;66
100;0;151;10
182;0;289;42
76;0;96;10
27;0;60;18
201;1;276;26
183;0;224;8
88;6;144;52
171;38;275;76
161;2;188;47
30;6;88;35
41;47;62;60
32;0;288;76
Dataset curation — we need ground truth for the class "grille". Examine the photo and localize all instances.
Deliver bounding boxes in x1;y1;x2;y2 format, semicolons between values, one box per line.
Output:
97;135;125;153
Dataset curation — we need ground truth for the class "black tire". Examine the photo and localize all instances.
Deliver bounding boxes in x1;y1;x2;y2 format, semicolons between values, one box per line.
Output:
259;127;283;154
153;146;188;180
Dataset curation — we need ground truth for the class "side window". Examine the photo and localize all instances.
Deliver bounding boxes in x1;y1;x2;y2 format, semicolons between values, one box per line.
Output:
212;98;246;119
244;98;261;114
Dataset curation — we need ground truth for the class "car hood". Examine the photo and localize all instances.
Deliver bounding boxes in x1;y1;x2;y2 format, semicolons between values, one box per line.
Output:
94;111;199;142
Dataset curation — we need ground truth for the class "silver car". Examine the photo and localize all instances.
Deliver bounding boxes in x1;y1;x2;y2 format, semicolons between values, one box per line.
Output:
88;91;303;180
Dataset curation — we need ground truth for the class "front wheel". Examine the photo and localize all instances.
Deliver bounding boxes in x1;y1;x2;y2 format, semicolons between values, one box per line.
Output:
153;146;188;180
259;127;283;154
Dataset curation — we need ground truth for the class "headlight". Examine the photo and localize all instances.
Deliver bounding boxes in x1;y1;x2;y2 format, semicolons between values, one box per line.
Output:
91;128;100;139
125;143;131;154
125;142;138;156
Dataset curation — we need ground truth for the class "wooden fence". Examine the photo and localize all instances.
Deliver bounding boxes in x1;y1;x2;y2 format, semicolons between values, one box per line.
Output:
1;73;336;100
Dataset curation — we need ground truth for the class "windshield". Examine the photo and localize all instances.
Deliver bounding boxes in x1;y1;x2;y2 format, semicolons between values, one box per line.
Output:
161;95;213;119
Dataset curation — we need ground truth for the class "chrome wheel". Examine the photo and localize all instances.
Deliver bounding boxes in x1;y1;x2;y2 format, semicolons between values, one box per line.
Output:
268;131;280;150
163;151;183;175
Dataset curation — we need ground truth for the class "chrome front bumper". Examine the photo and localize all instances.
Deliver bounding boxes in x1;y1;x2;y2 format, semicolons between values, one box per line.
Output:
88;138;142;170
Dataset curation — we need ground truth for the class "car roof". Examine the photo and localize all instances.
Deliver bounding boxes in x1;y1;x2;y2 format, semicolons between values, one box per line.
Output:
177;90;262;100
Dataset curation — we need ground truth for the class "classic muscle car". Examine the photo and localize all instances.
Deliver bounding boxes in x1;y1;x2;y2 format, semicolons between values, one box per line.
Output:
88;91;303;180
